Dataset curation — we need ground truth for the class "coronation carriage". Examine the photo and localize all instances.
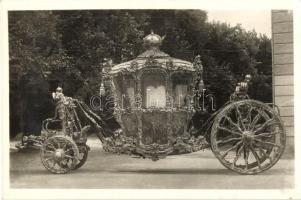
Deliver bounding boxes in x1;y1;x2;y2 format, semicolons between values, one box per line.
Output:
20;32;286;175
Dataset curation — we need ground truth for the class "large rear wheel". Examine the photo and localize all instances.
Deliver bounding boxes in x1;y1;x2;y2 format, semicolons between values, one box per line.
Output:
210;100;286;174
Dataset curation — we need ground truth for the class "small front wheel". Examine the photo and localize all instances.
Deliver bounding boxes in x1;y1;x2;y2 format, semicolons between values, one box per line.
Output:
40;135;79;174
72;145;89;170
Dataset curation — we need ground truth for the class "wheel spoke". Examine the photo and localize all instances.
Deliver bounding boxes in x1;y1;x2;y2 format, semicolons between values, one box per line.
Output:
46;144;56;151
245;105;254;130
243;146;249;170
44;157;54;163
65;148;73;154
255;144;273;163
224;116;243;133
220;141;243;159
255;131;278;138
250;111;262;129
254;118;279;134
63;142;68;150
249;145;262;170
253;141;273;152
254;138;281;148
217;137;242;145
65;155;75;159
217;126;242;136
234;104;246;131
51;160;56;168
232;144;244;167
58;160;63;169
44;150;55;154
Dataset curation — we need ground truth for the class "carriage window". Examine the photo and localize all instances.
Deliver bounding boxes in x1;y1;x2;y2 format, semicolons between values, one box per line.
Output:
174;84;188;107
126;87;135;101
125;79;135;100
123;77;135;109
142;74;166;108
172;74;191;108
113;75;135;109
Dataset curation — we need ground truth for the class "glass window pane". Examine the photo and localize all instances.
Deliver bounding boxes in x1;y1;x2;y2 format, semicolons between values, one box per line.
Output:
142;74;166;108
174;84;188;107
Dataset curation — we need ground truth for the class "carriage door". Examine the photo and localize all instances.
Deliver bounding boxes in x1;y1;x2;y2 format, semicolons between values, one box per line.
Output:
140;72;168;145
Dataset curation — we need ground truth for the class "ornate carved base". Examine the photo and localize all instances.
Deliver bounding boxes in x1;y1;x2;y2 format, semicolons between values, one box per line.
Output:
101;133;210;161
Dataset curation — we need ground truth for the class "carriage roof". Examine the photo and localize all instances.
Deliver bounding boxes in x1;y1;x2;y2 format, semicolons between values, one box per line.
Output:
110;32;195;75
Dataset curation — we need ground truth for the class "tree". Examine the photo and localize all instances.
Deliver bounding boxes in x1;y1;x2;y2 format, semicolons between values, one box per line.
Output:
9;11;72;136
248;34;272;102
200;22;271;106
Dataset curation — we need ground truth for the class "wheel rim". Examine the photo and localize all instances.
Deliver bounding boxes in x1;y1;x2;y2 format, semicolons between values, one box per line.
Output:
211;100;286;174
40;136;79;174
72;145;88;170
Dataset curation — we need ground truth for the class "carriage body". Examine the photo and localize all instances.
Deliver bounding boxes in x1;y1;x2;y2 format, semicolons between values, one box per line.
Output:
31;32;286;175
100;32;208;159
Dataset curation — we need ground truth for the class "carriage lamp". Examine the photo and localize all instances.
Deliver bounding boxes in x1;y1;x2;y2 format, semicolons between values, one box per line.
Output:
99;82;105;96
198;80;205;93
100;58;112;97
202;88;207;111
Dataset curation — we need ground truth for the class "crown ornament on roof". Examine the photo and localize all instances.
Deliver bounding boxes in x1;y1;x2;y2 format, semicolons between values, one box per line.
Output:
143;30;165;49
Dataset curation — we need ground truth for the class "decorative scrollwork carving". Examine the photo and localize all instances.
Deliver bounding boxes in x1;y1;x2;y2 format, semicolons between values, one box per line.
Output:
145;55;161;68
193;55;203;73
134;93;143;109
166;58;173;71
101;130;210;161
129;61;139;72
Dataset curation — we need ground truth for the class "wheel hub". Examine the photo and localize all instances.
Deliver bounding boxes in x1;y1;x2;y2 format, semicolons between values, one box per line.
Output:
54;149;65;160
242;131;254;145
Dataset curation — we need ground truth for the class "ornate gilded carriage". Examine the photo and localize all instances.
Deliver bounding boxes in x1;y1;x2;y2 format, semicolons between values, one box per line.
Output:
19;32;286;175
101;32;209;160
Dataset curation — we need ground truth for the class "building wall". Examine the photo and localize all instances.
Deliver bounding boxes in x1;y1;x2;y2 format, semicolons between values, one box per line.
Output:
271;10;294;136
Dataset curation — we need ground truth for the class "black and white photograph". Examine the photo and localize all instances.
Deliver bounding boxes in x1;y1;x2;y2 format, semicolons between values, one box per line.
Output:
1;0;300;199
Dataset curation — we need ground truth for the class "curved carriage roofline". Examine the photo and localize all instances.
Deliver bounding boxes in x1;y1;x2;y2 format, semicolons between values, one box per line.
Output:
110;56;195;74
109;32;195;75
